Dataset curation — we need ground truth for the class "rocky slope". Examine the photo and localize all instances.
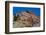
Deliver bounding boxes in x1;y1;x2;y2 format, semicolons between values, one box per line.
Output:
13;11;40;28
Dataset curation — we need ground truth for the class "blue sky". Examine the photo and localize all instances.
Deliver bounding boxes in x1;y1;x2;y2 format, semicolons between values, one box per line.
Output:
13;7;40;16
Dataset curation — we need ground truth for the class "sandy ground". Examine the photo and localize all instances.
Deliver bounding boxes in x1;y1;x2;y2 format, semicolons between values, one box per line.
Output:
13;21;40;28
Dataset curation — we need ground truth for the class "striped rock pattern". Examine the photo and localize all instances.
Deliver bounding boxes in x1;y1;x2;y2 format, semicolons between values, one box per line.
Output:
13;12;40;28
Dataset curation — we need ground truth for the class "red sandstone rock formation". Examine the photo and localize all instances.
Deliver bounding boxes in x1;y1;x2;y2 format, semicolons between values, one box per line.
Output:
14;11;40;27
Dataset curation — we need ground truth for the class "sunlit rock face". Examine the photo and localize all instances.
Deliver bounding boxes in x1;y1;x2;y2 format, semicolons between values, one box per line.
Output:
13;11;40;28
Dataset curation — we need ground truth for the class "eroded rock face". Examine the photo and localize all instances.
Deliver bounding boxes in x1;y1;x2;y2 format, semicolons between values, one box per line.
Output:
13;12;40;28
